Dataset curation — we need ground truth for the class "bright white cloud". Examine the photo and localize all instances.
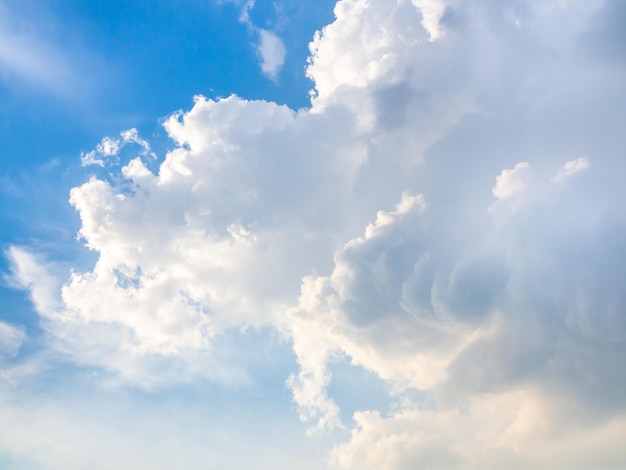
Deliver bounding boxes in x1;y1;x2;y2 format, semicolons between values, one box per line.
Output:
331;392;626;470
5;0;626;468
492;162;530;201
257;29;286;79
81;128;154;167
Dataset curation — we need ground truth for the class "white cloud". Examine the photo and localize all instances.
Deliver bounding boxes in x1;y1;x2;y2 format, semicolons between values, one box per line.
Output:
331;392;626;470
411;0;454;40
552;156;590;182
5;0;626;468
5;246;63;318
489;161;533;213
227;0;287;79
287;162;626;462
257;29;286;79
0;0;102;99
81;128;154;167
236;0;255;24
492;162;530;201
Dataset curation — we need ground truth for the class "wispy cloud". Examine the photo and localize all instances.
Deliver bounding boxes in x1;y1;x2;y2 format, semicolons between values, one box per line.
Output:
228;0;286;79
0;321;25;357
552;156;590;182
81;128;154;167
0;0;110;102
0;1;94;99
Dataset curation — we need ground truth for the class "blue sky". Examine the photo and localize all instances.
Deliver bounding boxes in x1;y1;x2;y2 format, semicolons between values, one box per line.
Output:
1;0;626;469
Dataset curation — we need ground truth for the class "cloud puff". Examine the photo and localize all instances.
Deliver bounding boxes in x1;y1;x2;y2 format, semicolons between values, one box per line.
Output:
5;0;626;467
552;156;590;182
232;0;287;79
330;393;626;470
492;162;530;201
256;29;286;79
81;128;153;167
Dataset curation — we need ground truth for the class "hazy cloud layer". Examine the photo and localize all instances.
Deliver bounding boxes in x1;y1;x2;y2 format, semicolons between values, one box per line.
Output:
4;0;626;468
0;0;106;99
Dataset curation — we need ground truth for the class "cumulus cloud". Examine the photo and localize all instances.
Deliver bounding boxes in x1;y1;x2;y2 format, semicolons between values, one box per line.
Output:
0;0;106;99
492;162;530;201
5;0;626;468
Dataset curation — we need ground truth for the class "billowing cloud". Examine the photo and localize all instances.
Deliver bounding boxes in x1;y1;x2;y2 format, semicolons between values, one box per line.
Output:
4;0;626;468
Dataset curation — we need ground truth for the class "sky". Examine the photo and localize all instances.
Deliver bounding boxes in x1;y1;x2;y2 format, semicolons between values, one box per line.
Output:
1;0;625;468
